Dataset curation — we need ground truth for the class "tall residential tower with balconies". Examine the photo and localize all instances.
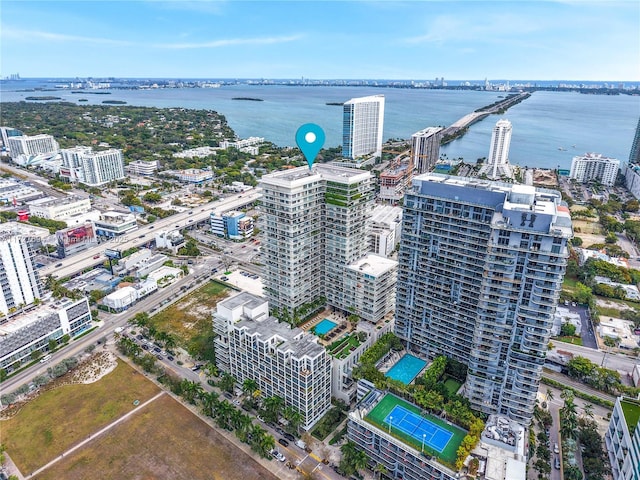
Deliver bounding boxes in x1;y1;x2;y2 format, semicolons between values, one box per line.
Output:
342;95;385;164
395;174;572;425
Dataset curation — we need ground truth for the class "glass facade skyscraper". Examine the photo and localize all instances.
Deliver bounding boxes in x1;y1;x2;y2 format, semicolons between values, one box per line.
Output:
395;174;572;424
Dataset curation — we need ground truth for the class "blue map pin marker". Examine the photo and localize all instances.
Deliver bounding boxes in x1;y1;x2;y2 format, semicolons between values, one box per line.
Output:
296;123;325;170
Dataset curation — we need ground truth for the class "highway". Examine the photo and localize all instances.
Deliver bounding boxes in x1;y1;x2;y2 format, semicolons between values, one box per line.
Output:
2;256;223;394
39;189;262;279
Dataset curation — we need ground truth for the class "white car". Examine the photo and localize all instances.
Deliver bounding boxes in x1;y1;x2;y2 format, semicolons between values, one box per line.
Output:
554;443;559;454
270;450;286;462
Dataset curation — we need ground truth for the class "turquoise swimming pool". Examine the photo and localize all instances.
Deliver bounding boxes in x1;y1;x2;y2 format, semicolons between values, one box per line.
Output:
314;319;338;335
385;354;427;385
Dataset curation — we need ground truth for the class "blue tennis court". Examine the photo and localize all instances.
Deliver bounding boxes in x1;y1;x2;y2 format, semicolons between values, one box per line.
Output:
384;405;453;453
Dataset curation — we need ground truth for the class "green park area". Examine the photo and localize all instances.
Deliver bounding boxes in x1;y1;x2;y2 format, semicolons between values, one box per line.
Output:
365;393;466;466
621;399;640;433
2;360;159;474
35;394;277;480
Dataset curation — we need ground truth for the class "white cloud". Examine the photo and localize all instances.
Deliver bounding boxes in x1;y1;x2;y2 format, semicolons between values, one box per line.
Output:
1;27;133;46
404;13;544;46
156;34;304;49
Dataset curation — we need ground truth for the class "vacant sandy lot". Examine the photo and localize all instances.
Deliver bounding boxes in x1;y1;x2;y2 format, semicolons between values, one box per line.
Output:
34;394;277;480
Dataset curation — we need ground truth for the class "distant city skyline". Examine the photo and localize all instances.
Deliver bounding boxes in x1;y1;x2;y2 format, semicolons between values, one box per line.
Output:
1;1;638;81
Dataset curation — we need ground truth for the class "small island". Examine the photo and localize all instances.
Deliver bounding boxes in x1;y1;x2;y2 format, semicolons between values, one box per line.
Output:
71;91;111;95
102;100;127;105
232;97;263;101
326;102;344;106
78;99;88;102
25;96;62;101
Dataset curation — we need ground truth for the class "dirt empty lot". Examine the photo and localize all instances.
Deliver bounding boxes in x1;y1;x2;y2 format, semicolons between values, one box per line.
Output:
34;394;277;480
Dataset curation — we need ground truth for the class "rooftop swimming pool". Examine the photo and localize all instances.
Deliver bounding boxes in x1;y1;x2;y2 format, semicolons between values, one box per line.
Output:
313;318;338;336
385;354;427;385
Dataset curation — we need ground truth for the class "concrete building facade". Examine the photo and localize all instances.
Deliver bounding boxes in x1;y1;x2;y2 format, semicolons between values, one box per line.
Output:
395;174;572;425
93;211;138;238
570;153;620;186
213;292;331;430
7;134;59;166
28;196;92;220
260;165;395;322
60;146;126;186
479;119;513;180
411;127;443;175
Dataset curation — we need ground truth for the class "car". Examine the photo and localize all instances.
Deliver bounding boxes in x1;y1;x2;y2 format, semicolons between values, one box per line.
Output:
271;450;286;462
55;263;63;267
93;254;100;259
241;245;246;248
167;355;174;361
191;364;202;371
149;226;154;229
275;427;285;436
571;302;577;307
138;234;145;238
257;416;265;422
153;347;161;353
284;433;295;442
155;354;163;360
224;392;233;400
232;399;241;407
136;335;143;340
141;344;150;350
188;219;193;223
221;276;229;281
554;443;559;454
278;438;289;447
554;457;561;469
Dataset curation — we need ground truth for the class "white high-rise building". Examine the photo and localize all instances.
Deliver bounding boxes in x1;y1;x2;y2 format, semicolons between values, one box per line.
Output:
570;153;620;186
60;146;125;186
7;134;59;167
479;119;513;179
605;396;640;480
411;127;443;174
0;223;47;315
213;292;331;430
342;95;385;163
260;165;396;323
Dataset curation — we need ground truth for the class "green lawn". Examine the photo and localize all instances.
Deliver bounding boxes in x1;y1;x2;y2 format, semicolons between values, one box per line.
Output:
621;399;640;433
443;378;462;396
563;277;579;288
2;360;159;473
365;393;465;467
556;336;583;346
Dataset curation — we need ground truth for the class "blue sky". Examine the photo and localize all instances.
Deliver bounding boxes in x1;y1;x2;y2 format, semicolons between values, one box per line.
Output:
1;1;638;80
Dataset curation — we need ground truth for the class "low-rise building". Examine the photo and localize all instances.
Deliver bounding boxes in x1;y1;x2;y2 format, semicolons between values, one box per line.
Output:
94;211;138;238
164;168;213;183
551;307;582;337
0;178;44;204
213;292;331;430
220;137;264;155
56;222;98;258
127;160;158;176
146;266;182;286
0;297;91;371
155;229;185;253
28;195;92;220
102;281;158;312
210;211;254;240
329;320;394;403
605;396;640;480
597;316;640;350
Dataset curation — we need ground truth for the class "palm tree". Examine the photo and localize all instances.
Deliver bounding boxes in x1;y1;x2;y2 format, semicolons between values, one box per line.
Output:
546;388;554;403
200;391;219;417
282;405;304;434
583;403;594;419
219;372;236;393
242;378;258;397
181;380;203;404
216;400;234;430
263;395;284;423
374;463;388;479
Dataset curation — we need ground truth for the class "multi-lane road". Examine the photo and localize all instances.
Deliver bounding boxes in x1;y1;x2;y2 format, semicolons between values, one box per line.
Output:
40;189;261;279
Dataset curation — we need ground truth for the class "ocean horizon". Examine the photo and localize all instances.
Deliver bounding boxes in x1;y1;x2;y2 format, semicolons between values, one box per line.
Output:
1;80;638;170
